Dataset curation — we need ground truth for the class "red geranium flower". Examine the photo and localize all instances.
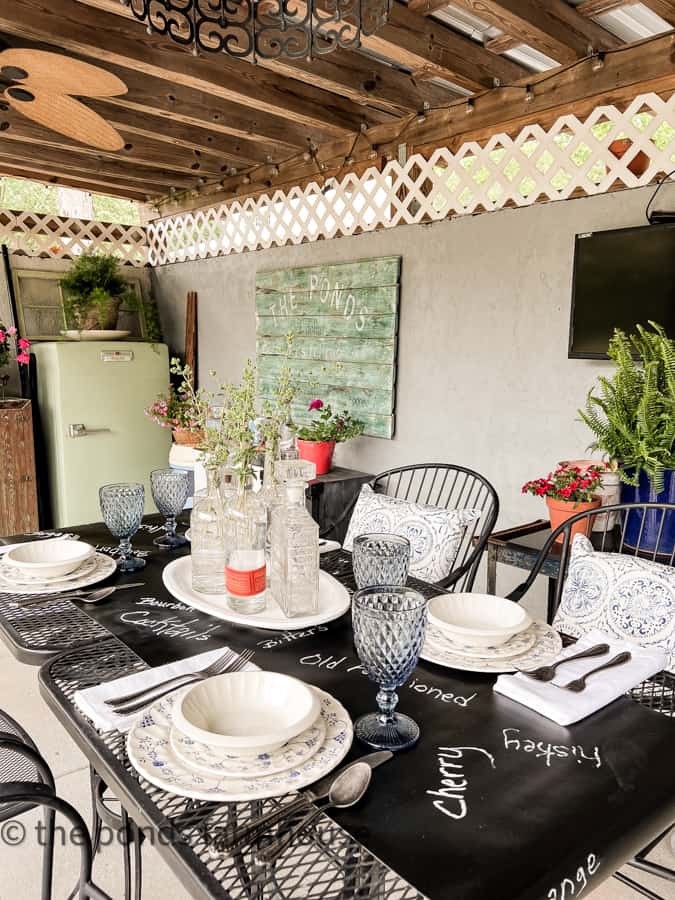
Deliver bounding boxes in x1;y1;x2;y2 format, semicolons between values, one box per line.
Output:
308;399;324;411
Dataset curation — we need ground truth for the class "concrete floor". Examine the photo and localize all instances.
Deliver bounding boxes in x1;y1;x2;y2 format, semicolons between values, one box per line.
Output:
0;637;672;899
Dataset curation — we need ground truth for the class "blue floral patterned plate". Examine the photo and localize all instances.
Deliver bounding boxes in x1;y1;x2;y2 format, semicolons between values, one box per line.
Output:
170;713;327;778
126;687;352;801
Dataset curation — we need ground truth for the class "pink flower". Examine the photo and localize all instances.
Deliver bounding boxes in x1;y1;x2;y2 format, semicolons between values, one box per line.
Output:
7;326;17;335
15;352;30;365
308;399;324;411
0;330;4;342
17;338;30;350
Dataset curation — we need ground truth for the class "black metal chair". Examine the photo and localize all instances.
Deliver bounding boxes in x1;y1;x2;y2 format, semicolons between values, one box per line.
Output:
0;708;111;900
323;463;499;591
507;502;675;900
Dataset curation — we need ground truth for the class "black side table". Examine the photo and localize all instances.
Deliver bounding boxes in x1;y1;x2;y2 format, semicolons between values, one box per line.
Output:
306;466;371;543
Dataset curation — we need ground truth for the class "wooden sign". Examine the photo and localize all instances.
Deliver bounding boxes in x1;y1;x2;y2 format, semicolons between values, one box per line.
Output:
255;256;401;439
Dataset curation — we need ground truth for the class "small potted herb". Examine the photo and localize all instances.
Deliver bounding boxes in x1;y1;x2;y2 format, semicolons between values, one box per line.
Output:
295;399;365;475
522;464;606;542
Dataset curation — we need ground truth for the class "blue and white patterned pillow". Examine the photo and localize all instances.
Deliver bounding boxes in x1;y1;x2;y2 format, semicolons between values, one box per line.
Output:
554;534;675;673
344;484;481;584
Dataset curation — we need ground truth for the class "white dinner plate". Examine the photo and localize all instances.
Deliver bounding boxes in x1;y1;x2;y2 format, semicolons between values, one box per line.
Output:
0;552;116;595
420;621;563;674
0;553;98;586
426;622;537;661
170;712;327;778
162;556;351;631
127;687;352;801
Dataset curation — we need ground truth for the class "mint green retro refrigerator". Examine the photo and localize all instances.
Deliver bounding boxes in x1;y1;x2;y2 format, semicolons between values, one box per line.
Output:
32;342;172;527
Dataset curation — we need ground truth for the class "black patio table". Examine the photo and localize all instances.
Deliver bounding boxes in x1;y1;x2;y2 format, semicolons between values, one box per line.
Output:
1;519;674;900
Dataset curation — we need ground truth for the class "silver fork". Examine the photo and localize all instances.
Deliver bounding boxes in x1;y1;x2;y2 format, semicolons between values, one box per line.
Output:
105;648;255;714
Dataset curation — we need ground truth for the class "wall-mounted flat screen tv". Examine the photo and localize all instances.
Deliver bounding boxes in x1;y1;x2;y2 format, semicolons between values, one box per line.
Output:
569;223;675;359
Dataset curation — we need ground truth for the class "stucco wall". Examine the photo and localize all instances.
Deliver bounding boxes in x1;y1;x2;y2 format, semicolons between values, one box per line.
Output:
150;186;667;545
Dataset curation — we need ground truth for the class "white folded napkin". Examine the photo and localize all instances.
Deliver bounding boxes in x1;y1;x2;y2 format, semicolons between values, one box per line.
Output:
494;629;666;726
74;647;257;733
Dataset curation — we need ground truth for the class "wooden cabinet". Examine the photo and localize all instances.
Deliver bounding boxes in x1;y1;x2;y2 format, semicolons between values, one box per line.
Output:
0;399;39;536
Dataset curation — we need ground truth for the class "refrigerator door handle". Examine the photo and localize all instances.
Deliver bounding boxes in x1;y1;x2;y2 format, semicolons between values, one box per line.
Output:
67;423;112;438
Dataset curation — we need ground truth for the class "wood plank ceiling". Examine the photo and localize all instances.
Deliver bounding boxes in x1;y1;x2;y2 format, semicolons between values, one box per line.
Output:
0;0;672;215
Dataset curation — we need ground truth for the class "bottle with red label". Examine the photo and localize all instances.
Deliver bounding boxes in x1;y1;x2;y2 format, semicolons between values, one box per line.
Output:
225;475;267;614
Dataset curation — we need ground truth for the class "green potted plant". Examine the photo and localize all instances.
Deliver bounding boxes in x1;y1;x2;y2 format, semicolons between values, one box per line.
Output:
578;321;675;554
144;383;204;447
522;464;606;543
60;252;138;333
295;399;365;475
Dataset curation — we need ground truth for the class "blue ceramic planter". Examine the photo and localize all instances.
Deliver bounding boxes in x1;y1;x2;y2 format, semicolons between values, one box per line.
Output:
620;468;675;556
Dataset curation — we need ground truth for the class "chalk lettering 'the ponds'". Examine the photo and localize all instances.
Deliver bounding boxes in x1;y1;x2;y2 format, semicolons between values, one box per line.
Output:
266;274;369;332
427;746;496;821
503;728;602;769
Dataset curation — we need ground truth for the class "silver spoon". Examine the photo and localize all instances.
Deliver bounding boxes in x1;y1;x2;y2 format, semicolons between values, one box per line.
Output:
255;762;372;866
10;583;145;609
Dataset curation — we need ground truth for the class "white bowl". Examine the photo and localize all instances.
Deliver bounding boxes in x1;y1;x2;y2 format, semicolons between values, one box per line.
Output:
174;671;320;756
4;539;93;579
427;593;531;648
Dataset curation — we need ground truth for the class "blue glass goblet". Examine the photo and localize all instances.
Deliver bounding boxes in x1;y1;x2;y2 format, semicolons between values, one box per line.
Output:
352;586;427;751
352;533;410;589
99;483;146;572
150;468;189;549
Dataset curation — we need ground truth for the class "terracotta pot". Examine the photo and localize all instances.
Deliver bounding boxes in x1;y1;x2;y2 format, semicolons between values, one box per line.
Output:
608;138;650;177
296;439;335;476
172;429;204;448
546;496;601;544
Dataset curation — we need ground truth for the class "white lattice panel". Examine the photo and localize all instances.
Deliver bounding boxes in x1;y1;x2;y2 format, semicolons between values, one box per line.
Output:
148;92;675;266
0;210;148;266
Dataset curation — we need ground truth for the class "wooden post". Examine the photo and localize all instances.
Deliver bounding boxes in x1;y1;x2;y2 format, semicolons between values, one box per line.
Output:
0;399;39;536
185;291;198;388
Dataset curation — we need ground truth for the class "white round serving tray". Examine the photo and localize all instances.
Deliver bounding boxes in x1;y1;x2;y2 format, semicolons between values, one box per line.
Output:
162;555;350;631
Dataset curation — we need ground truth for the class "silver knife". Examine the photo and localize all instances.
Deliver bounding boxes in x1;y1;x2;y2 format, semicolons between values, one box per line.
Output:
209;750;393;857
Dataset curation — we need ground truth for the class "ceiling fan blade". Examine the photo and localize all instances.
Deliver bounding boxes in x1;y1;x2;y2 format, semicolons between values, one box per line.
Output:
0;49;127;98
6;92;125;151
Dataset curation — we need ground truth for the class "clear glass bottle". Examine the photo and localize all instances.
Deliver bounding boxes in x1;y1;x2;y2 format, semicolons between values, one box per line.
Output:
279;420;299;460
190;466;226;594
271;459;319;618
225;476;268;614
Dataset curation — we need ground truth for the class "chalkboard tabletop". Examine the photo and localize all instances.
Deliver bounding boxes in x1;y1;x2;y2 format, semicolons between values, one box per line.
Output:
2;520;674;900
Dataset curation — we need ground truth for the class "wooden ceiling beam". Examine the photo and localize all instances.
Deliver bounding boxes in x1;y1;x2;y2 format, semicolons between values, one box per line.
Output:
362;4;528;90
1;0;389;137
640;1;675;27
73;0;458;115
575;0;629;14
431;1;622;65
160;32;675;214
0;35;329;157
0;110;249;178
0;160;151;201
0;138;201;192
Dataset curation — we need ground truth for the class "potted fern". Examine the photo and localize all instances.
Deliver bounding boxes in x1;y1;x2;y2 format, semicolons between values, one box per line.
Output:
60;252;138;335
579;321;675;555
